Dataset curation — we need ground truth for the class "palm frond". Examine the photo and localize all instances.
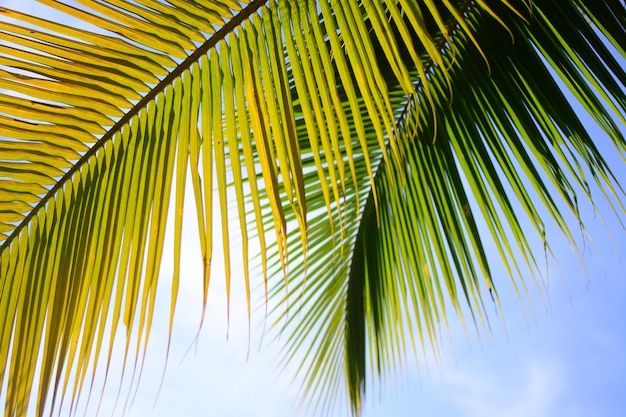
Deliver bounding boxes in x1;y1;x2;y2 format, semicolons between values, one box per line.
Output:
262;1;625;415
1;1;271;414
0;1;624;416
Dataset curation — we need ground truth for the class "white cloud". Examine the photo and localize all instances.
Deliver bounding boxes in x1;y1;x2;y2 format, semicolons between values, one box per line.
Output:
440;356;566;417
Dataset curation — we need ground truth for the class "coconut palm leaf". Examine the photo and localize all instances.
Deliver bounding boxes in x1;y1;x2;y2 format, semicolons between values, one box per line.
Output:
261;1;625;414
0;0;624;416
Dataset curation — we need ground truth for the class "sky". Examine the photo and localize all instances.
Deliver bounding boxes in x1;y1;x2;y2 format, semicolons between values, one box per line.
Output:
112;164;626;417
1;1;625;417
108;125;625;417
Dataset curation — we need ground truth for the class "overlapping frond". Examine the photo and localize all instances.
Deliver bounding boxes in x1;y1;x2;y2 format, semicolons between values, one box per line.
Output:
262;1;625;415
0;0;624;416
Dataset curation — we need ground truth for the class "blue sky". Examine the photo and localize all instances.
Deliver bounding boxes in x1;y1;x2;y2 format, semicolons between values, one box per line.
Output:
1;1;625;416
96;134;626;417
114;126;625;417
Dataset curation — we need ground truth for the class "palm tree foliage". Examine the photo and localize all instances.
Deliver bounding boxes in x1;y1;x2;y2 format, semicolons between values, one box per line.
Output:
0;0;624;415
